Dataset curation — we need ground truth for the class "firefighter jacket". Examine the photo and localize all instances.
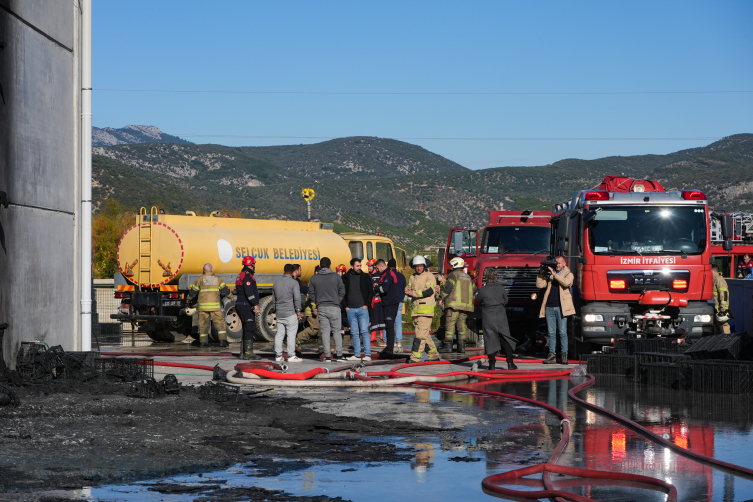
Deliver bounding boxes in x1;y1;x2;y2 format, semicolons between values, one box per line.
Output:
441;269;476;312
409;270;437;317
713;273;730;312
188;272;230;311
536;266;576;318
234;266;259;307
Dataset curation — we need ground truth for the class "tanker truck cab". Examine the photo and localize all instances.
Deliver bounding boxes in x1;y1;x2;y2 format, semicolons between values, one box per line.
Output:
551;186;717;354
340;233;406;269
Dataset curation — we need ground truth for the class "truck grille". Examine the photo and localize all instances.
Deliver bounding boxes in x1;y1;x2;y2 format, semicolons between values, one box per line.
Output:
489;267;540;300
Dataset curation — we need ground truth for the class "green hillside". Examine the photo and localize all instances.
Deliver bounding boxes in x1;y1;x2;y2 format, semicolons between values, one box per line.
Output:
92;133;753;251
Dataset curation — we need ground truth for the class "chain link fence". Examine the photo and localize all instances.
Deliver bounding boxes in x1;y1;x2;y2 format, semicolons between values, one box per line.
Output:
93;279;154;348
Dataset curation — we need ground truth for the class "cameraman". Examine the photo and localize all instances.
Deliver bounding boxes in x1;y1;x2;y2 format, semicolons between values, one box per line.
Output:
536;256;575;365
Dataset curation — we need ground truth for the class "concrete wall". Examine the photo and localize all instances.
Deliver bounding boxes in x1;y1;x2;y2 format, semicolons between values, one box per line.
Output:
0;1;81;366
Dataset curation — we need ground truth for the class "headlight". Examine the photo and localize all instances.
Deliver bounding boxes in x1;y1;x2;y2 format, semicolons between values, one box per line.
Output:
530;293;537;300
693;314;712;323
584;314;604;323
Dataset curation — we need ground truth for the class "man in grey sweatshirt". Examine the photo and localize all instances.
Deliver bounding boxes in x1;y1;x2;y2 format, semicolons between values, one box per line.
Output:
308;257;346;362
273;263;302;362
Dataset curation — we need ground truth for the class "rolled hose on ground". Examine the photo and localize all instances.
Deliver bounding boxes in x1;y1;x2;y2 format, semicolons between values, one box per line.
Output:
225;372;472;387
422;382;678;502
569;374;753;480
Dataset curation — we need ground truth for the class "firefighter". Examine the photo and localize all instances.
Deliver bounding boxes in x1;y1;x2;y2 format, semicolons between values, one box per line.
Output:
712;264;731;334
440;257;476;354
187;263;231;348
235;256;261;360
404;255;440;362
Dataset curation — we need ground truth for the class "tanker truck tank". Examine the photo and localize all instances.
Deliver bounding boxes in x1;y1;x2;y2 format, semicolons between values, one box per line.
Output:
113;211;352;343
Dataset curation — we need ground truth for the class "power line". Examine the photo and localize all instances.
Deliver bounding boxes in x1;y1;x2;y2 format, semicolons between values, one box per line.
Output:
174;134;728;141
95;88;753;96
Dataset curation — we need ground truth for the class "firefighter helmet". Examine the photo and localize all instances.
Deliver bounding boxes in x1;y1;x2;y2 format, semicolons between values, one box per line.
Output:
411;255;427;268
367;259;377;267
450;257;465;269
242;256;256;266
716;311;730;323
337;264;346;273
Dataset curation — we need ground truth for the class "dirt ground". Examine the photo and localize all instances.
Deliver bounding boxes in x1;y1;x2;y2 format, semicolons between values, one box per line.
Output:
0;379;448;502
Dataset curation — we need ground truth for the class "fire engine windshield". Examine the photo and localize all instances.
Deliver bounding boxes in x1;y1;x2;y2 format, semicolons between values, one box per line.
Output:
588;206;707;255
481;226;550;254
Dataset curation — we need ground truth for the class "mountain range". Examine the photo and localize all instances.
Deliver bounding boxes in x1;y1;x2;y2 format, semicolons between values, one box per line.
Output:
92;130;753;251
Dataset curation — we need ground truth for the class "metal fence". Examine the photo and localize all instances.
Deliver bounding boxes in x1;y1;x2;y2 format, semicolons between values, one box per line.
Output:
93;279;154;348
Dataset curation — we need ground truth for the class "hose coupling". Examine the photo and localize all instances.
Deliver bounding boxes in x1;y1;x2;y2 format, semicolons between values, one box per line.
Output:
560;419;571;430
280;363;289;373
360;361;367;368
323;368;330;373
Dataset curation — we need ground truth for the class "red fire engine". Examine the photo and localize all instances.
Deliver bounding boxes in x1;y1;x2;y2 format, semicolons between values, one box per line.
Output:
550;177;733;354
439;211;550;344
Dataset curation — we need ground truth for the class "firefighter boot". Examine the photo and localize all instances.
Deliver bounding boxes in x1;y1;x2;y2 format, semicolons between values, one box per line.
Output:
439;336;454;353
543;352;556;364
410;339;423;363
219;339;230;348
456;339;466;354
487;353;496;371
561;352;569;365
241;339;261;360
427;347;440;361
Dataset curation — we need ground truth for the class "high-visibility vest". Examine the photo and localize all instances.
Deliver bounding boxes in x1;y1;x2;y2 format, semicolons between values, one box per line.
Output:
442;269;475;312
409;271;437;317
191;273;226;311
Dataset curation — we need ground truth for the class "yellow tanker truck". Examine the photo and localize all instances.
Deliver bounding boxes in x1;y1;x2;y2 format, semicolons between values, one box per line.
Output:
112;208;407;343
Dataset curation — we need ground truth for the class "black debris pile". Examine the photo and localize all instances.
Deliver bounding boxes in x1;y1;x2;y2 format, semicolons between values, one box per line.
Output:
212;363;228;382
0;382;19;407
199;381;240;403
129;374;182;399
98;357;154;382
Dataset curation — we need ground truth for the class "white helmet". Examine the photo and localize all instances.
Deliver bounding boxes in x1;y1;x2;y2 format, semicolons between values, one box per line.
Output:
450;257;465;269
716;311;730;323
412;255;427;267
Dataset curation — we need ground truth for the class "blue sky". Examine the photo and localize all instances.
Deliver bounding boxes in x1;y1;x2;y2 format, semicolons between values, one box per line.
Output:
93;0;752;169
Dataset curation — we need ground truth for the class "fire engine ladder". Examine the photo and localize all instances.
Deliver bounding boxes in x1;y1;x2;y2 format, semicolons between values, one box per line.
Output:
137;206;158;291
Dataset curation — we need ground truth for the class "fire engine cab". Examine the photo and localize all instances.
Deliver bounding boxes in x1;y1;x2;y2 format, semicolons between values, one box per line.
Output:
550;178;730;354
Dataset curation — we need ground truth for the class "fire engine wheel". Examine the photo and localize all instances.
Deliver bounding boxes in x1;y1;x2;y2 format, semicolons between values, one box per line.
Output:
255;296;277;342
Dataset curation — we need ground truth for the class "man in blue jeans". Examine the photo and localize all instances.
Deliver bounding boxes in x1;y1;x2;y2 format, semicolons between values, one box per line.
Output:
342;258;374;361
536;256;575;365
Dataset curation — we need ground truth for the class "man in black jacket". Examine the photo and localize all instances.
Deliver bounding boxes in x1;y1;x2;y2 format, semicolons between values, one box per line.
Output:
376;259;401;354
235;256;261;360
343;258;374;361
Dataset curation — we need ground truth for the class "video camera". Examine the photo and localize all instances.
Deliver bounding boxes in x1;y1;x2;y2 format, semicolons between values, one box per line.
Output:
539;256;558;275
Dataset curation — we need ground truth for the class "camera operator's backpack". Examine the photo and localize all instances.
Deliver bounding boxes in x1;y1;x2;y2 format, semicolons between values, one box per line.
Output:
599;176;665;193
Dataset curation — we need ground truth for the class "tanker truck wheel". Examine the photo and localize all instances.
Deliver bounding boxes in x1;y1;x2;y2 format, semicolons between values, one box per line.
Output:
223;306;243;342
158;318;190;343
255;296;277;342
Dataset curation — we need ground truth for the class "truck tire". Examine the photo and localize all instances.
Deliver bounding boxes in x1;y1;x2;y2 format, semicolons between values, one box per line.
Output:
222;302;243;342
158;318;190;343
255;296;277;342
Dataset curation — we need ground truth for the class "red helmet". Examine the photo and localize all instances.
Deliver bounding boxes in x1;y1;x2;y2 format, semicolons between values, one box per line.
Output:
337;264;347;273
367;259;377;267
242;256;256;266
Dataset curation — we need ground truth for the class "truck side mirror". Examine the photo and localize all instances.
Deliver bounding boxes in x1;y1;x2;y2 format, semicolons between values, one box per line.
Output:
723;240;734;252
721;215;733;240
583;209;599;223
557;240;568;252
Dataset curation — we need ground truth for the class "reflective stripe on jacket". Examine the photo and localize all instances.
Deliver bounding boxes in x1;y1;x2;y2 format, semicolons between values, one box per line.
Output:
441;269;475;312
713;274;730;311
190;273;228;311
409;270;437;317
